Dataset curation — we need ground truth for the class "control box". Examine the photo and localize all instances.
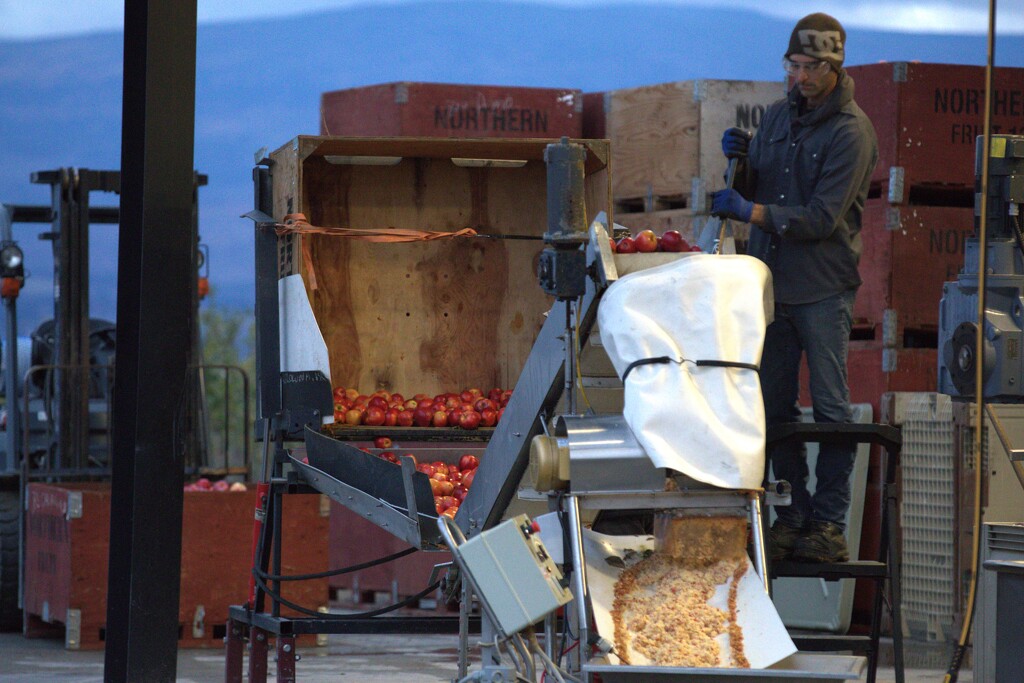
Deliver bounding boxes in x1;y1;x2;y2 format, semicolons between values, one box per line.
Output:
457;514;573;636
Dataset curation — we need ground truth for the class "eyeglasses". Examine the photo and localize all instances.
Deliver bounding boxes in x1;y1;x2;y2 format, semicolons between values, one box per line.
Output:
782;58;831;75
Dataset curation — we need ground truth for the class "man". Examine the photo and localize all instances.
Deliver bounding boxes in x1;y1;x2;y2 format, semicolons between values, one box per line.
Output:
710;12;878;563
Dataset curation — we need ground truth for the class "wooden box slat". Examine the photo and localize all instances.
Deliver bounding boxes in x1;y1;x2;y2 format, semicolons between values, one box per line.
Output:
847;62;1024;194
583;80;785;202
24;483;328;649
320;82;583;140
270;136;611;396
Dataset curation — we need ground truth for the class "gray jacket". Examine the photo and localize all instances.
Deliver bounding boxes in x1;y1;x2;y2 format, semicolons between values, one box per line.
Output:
738;71;878;305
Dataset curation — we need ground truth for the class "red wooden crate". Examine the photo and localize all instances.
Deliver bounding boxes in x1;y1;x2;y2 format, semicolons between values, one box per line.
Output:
328;503;451;604
847;62;1024;198
23;483;329;650
855;199;973;342
320;82;582;139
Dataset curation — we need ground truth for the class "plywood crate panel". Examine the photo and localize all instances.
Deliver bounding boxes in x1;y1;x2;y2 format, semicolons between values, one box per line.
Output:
847;62;1024;198
856;199;973;341
320;82;582;139
582;79;785;203
270;136;610;396
23;483;328;649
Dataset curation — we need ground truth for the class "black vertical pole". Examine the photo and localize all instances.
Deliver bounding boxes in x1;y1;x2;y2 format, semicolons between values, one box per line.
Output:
104;1;197;681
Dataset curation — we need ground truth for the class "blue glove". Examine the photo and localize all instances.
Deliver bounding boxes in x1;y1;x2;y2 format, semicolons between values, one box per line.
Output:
721;127;752;159
711;189;753;222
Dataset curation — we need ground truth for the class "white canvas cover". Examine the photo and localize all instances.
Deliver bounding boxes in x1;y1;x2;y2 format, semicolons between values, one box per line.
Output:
597;255;773;490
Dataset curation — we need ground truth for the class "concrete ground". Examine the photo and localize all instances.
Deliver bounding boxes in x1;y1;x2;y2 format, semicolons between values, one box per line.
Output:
0;631;970;682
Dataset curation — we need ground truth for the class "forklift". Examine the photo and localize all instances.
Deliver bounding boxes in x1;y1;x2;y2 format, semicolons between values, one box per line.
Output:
0;168;248;632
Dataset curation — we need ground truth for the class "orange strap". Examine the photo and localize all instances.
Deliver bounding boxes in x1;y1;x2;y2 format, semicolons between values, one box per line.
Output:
277;213;478;292
276;213;478;243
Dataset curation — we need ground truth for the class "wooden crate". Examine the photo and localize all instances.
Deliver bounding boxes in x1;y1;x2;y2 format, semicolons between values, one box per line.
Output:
320;82;582;139
582;79;785;204
856;199;973;343
847;62;1024;200
270;136;611;396
23;483;329;650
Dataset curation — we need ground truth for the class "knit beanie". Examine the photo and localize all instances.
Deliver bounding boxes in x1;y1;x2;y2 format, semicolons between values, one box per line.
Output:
786;13;846;70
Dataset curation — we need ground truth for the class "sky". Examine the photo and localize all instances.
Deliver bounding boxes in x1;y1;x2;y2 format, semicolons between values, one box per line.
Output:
0;0;1022;39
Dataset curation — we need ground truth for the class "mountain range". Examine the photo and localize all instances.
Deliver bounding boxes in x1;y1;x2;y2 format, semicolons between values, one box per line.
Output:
1;1;1022;335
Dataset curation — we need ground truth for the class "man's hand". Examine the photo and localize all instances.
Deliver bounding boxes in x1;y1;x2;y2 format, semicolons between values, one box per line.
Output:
721;127;752;159
711;189;753;222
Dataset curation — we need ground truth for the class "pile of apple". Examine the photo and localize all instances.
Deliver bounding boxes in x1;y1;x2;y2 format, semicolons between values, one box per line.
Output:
362;438;479;518
332;386;512;430
183;478;248;492
612;229;699;254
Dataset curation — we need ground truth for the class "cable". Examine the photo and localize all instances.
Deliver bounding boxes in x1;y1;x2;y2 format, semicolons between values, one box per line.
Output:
255;546;418;581
945;2;996;680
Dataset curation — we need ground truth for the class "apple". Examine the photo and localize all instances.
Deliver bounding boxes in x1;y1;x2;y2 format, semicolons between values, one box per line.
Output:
390;392;404;405
609;236;616;252
459;390;474;403
229;482;248;492
384;408;399;427
500;389;512;406
441;506;458;518
438;495;457;511
635;229;659;253
374;436;393;449
417;463;435;476
363;406;386;426
413;406;433;427
195;478;212;490
462;470;476;489
397;410;414;427
419;397;435;410
444;395;462;410
459;454;479;470
429;478;444;495
459;410;482;430
467;388;482;398
453;486;468;503
404;399;419;411
413;393;430;402
660;229;690;252
616;236;637;253
333;387;346;401
380;451;398;464
447;409;462;427
488;388;503;402
213;480;230;492
689;245;703;252
354;394;369;406
480;408;498;427
344;388;360;402
437;480;455;496
344;408;364;426
367;396;388;410
496;407;505;423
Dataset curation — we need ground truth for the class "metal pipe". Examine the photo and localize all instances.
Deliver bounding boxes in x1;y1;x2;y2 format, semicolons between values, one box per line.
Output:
747;491;769;594
566;495;590;681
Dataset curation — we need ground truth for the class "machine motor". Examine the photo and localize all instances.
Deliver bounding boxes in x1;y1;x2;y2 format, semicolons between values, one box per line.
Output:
938;134;1024;399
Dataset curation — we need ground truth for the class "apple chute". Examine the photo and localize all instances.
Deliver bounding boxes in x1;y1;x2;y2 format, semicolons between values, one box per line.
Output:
597;254;773;490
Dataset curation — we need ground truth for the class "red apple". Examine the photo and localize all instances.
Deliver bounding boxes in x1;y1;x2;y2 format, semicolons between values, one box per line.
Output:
413;406;433;427
397;410;414;427
367;396;388;410
417;463;435;476
474;398;495;413
344;388;360;402
635;229;659;253
441;506;458;518
488;388;503;402
689;245;703;252
384;409;399;427
212;480;230;492
453;486;468;502
660;229;690;252
229;482;248;492
344;408;364;426
462;470;476;489
459;390;474;403
363;406;386;426
459;410;482;430
390;392;404;405
459;454;479;470
374;436;393;449
333;387;346;401
432;410;449;428
447;409;462;427
196;478;212;490
616;236;637;254
403;399;419;411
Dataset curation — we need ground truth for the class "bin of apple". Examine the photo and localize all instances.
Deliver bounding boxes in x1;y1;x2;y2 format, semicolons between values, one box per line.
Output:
331;386;512;430
184;478;248;492
613;229;700;254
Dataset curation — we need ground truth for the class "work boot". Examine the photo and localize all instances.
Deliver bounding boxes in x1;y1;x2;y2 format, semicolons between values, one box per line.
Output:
792;521;850;563
767;520;804;562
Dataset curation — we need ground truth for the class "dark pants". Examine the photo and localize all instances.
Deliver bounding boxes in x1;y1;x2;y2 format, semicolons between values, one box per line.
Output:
762;290;856;530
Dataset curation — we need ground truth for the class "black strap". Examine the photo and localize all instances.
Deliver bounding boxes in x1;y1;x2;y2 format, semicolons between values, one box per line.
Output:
621;356;759;382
